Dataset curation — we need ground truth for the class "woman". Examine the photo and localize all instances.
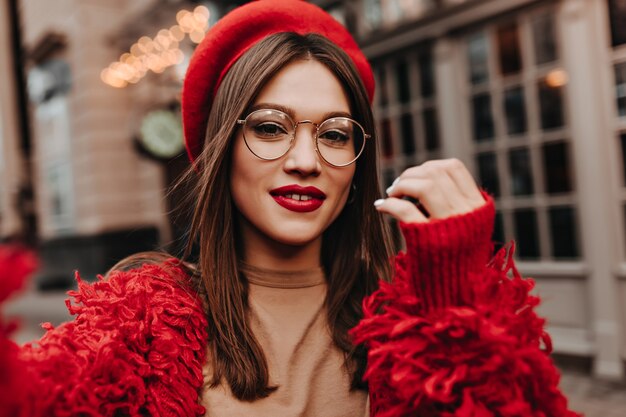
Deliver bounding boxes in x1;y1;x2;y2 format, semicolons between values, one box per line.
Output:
0;1;578;416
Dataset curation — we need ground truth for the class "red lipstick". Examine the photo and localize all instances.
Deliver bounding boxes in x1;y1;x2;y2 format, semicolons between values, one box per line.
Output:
270;185;326;213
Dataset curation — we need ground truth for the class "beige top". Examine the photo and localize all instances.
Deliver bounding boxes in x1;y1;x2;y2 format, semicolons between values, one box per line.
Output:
200;263;369;417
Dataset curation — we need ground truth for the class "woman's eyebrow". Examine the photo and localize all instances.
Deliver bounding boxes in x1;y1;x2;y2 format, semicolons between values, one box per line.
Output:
248;103;353;120
249;103;294;118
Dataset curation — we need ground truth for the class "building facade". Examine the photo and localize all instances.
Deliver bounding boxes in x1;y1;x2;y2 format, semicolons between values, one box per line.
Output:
322;0;625;380
1;0;625;382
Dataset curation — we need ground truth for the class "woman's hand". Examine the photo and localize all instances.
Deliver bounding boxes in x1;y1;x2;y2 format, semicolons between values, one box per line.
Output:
374;159;486;223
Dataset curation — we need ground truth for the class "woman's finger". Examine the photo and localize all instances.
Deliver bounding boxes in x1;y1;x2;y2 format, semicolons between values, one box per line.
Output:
440;159;485;208
374;197;428;224
420;162;474;216
395;159;485;213
386;177;454;219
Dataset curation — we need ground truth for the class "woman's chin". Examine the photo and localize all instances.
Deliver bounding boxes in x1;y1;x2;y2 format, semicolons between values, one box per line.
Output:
268;230;322;248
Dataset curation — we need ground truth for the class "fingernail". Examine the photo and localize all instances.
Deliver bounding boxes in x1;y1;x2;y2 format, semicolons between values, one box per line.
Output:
374;199;385;207
385;186;393;195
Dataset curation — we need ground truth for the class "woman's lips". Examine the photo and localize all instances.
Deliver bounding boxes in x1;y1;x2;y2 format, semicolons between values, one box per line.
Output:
270;185;326;213
272;196;324;212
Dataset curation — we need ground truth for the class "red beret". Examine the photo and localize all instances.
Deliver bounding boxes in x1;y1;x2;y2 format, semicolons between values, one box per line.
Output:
181;0;375;162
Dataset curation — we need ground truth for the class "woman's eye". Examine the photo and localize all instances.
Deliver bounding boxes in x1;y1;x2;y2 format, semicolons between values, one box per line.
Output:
253;123;288;137
319;129;350;144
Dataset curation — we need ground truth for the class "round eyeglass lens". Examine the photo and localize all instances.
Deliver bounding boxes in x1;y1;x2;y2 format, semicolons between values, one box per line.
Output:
317;117;365;167
243;109;293;160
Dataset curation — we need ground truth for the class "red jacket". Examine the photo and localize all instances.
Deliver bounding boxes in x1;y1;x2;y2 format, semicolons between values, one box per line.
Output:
0;200;580;416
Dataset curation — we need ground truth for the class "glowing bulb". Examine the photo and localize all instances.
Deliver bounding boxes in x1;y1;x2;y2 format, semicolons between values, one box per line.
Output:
138;36;152;53
130;43;142;57
176;10;191;24
179;14;196;33
192;11;209;30
194;5;210;20
190;30;205;44
101;68;127;88
545;69;568;88
170;25;184;41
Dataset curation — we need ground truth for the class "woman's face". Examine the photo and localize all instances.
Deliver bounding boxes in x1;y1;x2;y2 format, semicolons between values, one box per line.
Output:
230;59;356;249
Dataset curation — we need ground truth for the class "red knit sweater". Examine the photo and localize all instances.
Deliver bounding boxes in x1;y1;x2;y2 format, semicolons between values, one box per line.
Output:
0;199;580;417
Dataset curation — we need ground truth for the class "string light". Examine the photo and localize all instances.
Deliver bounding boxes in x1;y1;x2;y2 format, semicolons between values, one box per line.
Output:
101;5;211;88
545;69;569;88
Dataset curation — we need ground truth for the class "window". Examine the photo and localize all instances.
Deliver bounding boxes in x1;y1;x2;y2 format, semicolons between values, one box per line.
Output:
538;78;565;129
619;132;626;187
468;32;489;85
615;62;626;117
395;59;411;104
610;4;626;261
400;113;415;155
497;22;523;75
493;211;505;251
509;147;534;196
472;93;495;141
532;12;557;65
476;152;500;197
504;86;527;135
464;9;578;261
381;118;394;158
549;206;579;258
423;108;439;151
513;209;540;259
608;0;626;47
542;141;573;194
377;65;389;107
373;44;440;185
418;48;435;98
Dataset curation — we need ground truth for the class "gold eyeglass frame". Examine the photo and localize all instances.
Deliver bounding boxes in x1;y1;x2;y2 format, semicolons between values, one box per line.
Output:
236;109;371;167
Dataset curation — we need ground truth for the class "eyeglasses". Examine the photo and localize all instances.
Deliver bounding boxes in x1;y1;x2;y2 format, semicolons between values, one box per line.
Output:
236;109;370;167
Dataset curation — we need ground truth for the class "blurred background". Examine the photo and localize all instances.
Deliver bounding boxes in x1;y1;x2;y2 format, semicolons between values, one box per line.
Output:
1;0;626;413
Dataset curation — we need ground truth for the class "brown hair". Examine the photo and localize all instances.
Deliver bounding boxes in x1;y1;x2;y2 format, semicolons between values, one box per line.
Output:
119;32;395;401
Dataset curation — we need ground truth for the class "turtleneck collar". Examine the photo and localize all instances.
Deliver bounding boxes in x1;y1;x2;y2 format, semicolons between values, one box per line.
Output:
239;262;325;289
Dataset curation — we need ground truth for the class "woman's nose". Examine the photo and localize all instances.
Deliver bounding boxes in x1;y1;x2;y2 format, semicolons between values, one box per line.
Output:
283;123;322;176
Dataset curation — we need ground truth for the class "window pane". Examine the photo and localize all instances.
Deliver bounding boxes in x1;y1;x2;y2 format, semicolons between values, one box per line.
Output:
383;168;396;189
400;113;415;155
381;118;394;158
493;211;505;252
418;47;435;98
549;206;579;258
504;86;527;135
513;209;540;259
468;32;489;85
620;133;626;185
532;12;557;65
608;0;626;47
538;79;564;129
423;108;439;151
509;147;534;196
395;59;411;104
364;0;383;31
497;22;523;75
472;93;495;141
476;152;500;197
615;62;626;117
620;205;626;258
542;141;573;194
377;65;389;107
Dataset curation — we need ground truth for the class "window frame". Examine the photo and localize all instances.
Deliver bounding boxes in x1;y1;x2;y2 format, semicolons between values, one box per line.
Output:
460;6;580;261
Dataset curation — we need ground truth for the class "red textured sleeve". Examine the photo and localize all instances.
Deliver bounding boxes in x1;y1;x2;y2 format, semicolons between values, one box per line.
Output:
0;260;208;417
0;245;37;417
351;197;581;417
